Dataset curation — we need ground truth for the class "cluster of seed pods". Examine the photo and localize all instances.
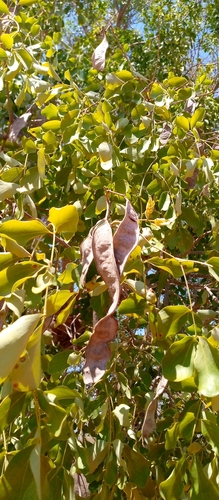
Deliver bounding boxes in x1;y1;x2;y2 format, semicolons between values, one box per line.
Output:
80;198;139;383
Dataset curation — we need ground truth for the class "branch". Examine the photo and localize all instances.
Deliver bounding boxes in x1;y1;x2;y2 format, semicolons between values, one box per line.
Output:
116;0;131;27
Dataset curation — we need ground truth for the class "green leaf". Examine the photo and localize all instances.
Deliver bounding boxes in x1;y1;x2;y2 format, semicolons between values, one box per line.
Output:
190;457;219;500
175;115;190;131
46;386;81;403
122;445;149;487
201;420;219;455
0;392;26;432
104;456;118;486
0;445;36;500
0;261;44;298
0;220;50;246
167;76;187;87
190;107;205;128
159;455;187;500
118;293;146;316
49;350;73;374
0;314;42;383
0;252;16;272
162;336;197;381
207;257;219;281
148;257;195;278
0;0;9;14
194;337;219;397
178;412;196;440
157;306;189;339
41;103;58;120
37;390;67;437
48;205;79;238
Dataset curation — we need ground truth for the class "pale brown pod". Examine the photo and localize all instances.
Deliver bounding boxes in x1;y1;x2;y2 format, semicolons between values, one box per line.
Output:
80;230;93;287
113;199;139;276
92;219;120;315
92;34;109;72
83;315;118;384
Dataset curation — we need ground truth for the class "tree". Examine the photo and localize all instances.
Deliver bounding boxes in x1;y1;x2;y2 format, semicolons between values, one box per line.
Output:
1;0;219;499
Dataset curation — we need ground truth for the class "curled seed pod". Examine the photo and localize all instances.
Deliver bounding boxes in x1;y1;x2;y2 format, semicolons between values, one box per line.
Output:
113;199;139;276
92;219;120;315
80;230;93;287
83;315;118;384
92;34;109;71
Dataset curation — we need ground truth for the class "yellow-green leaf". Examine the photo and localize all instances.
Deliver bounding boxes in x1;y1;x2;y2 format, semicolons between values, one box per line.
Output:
0;0;9;14
10;322;43;391
0;47;7;60
37;147;46;179
0;314;42;383
46;290;75;316
0;219;50;246
1;33;13;49
42;120;61;131
190;107;205;129
0;261;44;298
1;234;30;258
175;115;190;131
48;205;79;238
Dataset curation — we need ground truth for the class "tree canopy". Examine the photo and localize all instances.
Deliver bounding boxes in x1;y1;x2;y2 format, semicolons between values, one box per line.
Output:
1;0;219;499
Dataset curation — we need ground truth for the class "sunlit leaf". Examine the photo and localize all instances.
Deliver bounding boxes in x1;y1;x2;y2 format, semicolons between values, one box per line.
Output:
194;337;219;397
48;205;79;238
0;314;42;383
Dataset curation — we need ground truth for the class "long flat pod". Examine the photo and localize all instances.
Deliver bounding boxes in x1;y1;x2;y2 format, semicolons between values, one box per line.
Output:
80;230;93;287
83;315;118;384
92;219;120;315
113;199;139;276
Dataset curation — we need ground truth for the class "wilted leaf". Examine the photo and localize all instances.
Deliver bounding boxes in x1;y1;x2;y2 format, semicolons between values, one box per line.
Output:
160;122;172;145
145;197;155;219
142;376;168;439
185;97;196;114
8;111;32;142
92;34;109;71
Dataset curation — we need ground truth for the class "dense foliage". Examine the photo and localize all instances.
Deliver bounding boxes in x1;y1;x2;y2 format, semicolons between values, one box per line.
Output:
1;0;219;499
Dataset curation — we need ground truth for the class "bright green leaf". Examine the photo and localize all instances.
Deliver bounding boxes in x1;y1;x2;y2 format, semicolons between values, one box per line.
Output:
163;336;197;381
194;337;219;397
